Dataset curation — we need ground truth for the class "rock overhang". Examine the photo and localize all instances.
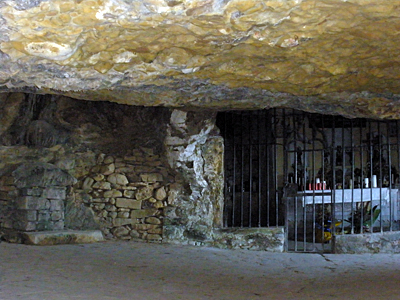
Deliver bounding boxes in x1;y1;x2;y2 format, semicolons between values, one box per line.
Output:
0;0;400;118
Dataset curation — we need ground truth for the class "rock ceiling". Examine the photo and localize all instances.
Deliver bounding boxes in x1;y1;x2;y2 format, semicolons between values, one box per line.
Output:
0;0;400;118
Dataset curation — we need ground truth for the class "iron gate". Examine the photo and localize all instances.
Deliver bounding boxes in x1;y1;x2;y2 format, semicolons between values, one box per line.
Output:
217;109;400;253
284;110;400;252
217;110;284;228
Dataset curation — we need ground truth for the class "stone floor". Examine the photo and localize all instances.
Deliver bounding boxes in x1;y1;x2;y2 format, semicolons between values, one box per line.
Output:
0;240;399;300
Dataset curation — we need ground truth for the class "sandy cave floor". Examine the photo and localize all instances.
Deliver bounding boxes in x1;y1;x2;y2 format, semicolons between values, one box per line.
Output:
0;240;400;300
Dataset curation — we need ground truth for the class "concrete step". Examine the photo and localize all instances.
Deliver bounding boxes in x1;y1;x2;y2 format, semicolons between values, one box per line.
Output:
20;230;104;246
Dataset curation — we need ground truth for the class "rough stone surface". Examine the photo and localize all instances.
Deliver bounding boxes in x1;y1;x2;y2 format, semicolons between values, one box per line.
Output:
123;190;135;199
113;218;137;227
213;227;285;252
130;209;159;219
115;198;142;210
107;174;129;186
103;190;122;198
42;187;66;200
100;164;115;176
135;186;154;201
92;181;111;190
0;1;399;118
140;173;163;183
334;232;400;254
12;163;77;188
164;109;224;243
64;201;99;231
146;234;162;241
145;217;162;225
82;177;95;190
75;147;171;241
21;230;104;246
0;97;173;242
15;196;49;210
111;227;129;238
154;187;167;201
0;163;75;233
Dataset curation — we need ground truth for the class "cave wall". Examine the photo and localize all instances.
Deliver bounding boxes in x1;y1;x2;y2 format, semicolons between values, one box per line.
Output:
0;93;176;241
0;93;226;245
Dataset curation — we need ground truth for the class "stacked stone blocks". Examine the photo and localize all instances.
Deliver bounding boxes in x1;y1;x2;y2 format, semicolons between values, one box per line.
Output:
13;187;66;231
0;175;16;230
0;167;70;232
75;149;170;241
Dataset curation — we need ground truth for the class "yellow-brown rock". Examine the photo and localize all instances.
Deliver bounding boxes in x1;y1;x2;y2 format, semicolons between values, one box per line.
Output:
0;0;400;118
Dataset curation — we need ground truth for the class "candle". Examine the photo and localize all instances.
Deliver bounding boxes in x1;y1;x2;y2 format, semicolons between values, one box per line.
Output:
364;178;369;188
372;175;377;188
349;179;353;189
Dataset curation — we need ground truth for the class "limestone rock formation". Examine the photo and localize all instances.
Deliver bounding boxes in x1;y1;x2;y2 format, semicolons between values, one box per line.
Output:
0;1;399;117
164;109;224;243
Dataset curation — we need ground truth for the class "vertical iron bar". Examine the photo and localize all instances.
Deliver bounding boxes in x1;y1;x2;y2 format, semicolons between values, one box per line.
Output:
232;113;236;227
321;148;325;246
258;112;262;227
330;115;336;253
321;116;326;247
360;119;364;234
397;120;400;187
303;112;307;250
266;110;271;227
293;110;298;251
294;111;298;188
341;116;345;235
283;109;288;183
368;120;374;233
377;121;382;232
311;116;316;248
397;120;400;231
274;109;279;227
386;121;392;231
241;113;244;227
249;113;252;227
283;109;289;252
350;120;355;234
223;112;228;227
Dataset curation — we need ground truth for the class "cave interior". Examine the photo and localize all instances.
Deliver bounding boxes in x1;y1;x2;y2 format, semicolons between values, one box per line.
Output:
1;94;400;253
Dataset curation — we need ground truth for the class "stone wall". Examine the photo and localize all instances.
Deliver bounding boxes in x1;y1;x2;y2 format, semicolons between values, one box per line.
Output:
0;145;175;242
0;175;16;231
73;150;172;241
0;162;76;237
0;94;175;242
0;146;76;237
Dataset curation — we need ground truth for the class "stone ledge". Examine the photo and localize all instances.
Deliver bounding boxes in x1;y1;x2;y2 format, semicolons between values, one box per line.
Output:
212;227;285;252
20;230;104;246
334;231;400;254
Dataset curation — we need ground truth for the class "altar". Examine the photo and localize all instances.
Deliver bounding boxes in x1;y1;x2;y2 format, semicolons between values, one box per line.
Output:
297;188;399;221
